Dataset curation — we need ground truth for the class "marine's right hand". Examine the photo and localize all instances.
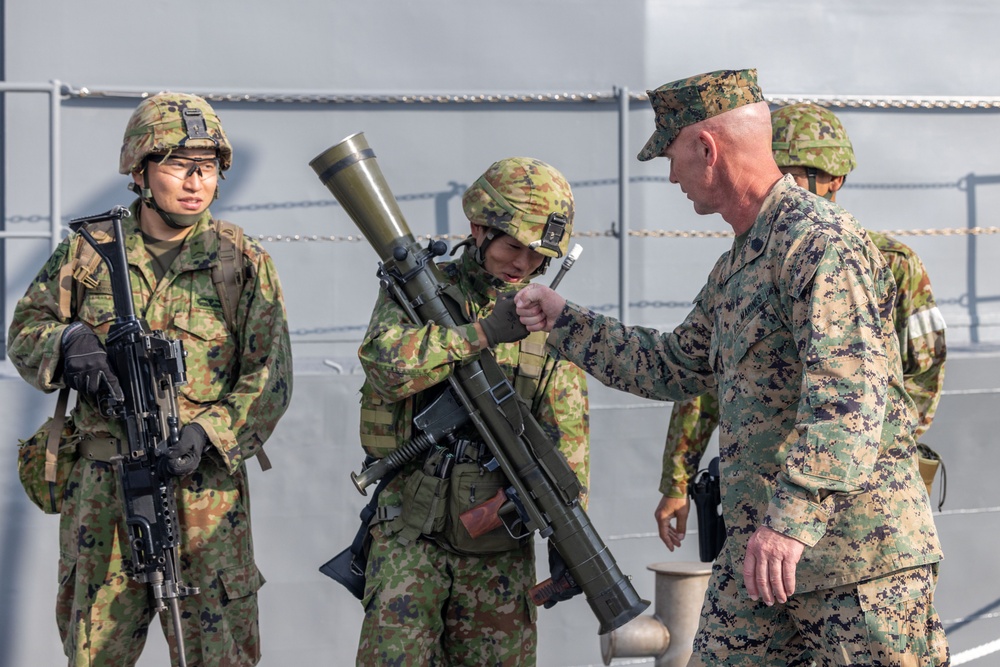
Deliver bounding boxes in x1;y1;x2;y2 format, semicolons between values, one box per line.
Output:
514;283;566;333
61;322;123;402
655;494;690;552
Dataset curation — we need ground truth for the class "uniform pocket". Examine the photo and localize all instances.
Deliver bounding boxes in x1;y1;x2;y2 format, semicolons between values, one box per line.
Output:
172;306;235;403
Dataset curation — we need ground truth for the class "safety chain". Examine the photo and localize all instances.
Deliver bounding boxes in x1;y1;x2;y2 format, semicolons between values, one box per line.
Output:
63;85;1000;110
253;226;1000;243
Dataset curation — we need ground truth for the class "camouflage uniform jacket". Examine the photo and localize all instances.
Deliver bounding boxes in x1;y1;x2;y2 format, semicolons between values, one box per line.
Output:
659;230;948;497
549;175;942;592
359;250;590;507
8;200;293;473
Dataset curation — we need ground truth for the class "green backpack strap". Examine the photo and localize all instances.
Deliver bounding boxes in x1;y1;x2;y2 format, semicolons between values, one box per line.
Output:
211;219;245;333
212;219;271;472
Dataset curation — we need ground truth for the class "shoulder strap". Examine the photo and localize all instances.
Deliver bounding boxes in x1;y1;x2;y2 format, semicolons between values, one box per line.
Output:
514;331;550;401
211;219;245;333
210;220;271;471
57;220;113;320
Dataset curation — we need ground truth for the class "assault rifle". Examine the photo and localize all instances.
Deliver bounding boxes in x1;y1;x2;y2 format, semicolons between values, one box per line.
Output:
310;134;649;634
69;206;198;667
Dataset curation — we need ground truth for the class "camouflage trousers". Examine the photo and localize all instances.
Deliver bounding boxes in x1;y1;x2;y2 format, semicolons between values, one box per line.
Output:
689;561;949;666
56;457;264;667
357;524;537;666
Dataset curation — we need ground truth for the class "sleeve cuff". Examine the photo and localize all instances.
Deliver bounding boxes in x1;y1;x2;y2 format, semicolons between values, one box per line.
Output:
761;486;831;548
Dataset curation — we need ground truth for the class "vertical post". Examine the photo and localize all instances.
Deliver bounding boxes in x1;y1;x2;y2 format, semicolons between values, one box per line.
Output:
617;86;630;323
964;173;979;344
0;1;6;360
50;79;62;253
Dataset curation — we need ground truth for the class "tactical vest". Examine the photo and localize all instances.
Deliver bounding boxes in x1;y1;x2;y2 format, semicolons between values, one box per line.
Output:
358;330;551;459
54;217;272;471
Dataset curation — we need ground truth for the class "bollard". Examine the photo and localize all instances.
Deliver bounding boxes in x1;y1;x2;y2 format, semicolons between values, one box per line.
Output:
601;561;712;667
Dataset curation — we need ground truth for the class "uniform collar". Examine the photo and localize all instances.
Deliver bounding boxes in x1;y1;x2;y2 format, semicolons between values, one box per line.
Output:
724;175;795;280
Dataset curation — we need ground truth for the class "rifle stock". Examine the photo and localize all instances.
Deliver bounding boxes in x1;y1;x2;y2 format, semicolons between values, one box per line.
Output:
310;134;649;634
69;206;198;666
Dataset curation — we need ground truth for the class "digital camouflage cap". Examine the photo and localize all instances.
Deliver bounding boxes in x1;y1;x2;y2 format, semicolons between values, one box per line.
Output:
771;102;856;176
462;157;574;258
638;68;764;162
119;92;232;175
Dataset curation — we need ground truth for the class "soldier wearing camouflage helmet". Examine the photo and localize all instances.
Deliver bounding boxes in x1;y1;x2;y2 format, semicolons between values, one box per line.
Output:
655;102;948;559
8;92;292;666
355;156;589;665
516;70;949;665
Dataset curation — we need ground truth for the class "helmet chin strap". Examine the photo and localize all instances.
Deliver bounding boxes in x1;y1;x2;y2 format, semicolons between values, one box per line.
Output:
804;167;835;201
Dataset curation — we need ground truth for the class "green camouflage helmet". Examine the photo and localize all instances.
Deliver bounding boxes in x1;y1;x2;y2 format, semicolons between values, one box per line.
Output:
771;102;856;176
462;157;574;258
119;92;232;175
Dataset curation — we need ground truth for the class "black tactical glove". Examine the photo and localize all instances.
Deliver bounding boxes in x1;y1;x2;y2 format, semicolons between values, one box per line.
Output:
543;544;583;609
479;293;529;347
61;322;123;403
165;423;208;477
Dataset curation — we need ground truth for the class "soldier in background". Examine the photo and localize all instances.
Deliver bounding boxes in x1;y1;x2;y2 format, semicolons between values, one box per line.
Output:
8;93;292;666
516;69;949;665
355;157;589;666
655;102;948;553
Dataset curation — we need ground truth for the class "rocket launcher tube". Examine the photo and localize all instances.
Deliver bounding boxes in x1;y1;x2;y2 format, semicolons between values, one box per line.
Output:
310;134;649;634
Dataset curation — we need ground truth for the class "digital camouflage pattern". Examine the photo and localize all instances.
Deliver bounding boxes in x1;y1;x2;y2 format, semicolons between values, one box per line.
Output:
462;157;575;258
356;249;589;666
661;231;947;496
8;200;292;666
549;176;943;593
771;102;857;176
119;92;233;174
689;561;949;665
638;68;764;162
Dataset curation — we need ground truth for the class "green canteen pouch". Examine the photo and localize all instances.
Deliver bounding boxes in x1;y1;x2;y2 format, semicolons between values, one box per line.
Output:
17;416;80;514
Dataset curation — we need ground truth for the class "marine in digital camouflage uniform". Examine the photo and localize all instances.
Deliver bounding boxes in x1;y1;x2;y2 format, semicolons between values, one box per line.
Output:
516;70;948;665
656;102;948;546
8;93;292;667
356;157;589;666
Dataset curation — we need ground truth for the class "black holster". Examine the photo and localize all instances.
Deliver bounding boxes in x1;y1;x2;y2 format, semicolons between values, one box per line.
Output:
689;456;726;562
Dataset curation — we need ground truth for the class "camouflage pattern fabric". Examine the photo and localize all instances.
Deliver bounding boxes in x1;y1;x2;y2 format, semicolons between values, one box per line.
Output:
119;92;233;174
688;560;949;665
638;68;764;162
358;525;537;667
357;249;589;665
771;102;857;176
548;176;943;596
8;200;292;666
659;230;947;497
462;157;575;259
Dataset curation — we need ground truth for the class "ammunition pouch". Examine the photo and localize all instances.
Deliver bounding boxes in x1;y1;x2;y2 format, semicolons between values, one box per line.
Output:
690;456;726;563
386;446;452;545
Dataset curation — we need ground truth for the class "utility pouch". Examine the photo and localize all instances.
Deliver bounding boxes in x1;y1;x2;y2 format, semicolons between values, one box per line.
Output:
916;442;946;511
443;461;526;555
393;446;451;545
690;456;726;563
17;388;80;514
358;380;413;459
